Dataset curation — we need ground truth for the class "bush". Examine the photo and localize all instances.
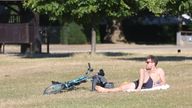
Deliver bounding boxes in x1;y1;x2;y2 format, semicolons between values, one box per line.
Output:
60;22;87;44
123;24;178;44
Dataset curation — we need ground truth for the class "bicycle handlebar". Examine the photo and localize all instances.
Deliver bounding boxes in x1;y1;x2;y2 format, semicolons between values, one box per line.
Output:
88;63;91;69
86;63;93;75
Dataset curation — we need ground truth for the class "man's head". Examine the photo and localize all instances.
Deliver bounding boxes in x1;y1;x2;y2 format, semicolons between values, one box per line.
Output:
145;55;158;70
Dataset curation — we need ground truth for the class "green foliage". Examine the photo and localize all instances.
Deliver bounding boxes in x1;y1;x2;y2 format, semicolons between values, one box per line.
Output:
23;0;192;23
23;0;192;22
138;0;168;15
60;22;87;44
136;0;192;16
24;0;132;23
24;0;65;20
124;24;178;44
23;0;192;44
166;0;192;16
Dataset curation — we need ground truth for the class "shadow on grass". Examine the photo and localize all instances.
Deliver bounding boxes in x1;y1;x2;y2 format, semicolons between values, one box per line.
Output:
118;56;192;62
101;52;134;57
15;52;132;58
17;53;74;58
11;52;192;62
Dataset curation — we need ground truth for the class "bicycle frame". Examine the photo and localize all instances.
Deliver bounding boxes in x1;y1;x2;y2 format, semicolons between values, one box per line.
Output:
43;63;93;95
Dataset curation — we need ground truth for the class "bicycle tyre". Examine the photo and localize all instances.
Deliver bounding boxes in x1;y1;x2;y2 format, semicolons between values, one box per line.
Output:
43;84;64;95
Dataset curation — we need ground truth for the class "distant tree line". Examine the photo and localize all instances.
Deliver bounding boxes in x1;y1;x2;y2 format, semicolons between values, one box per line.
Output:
22;0;192;44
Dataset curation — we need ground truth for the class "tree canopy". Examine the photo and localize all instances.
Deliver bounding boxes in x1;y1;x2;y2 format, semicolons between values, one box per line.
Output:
23;0;192;52
166;0;192;16
23;0;133;24
23;0;192;22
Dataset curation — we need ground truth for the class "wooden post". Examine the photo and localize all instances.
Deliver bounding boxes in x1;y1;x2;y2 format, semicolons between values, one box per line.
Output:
0;44;2;53
91;28;96;55
2;43;5;53
0;44;5;54
46;30;50;54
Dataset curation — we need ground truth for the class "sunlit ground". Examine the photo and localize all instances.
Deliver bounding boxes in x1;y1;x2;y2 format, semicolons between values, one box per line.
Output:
0;45;191;108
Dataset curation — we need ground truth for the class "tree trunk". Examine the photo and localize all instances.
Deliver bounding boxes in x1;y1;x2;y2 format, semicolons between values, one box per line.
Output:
32;12;42;53
103;20;127;43
91;28;96;55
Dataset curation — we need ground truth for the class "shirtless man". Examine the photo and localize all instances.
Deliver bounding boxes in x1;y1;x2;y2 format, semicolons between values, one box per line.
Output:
95;55;166;93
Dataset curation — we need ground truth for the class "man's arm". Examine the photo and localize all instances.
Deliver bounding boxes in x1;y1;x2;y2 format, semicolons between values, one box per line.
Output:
158;68;166;85
136;69;145;91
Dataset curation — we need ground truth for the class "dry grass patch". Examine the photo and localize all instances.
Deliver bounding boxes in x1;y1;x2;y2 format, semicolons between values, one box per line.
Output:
0;51;192;108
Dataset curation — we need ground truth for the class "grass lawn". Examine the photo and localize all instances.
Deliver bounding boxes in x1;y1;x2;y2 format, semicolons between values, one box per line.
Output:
0;49;191;108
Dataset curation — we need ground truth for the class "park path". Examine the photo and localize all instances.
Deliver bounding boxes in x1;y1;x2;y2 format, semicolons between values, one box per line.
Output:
2;44;192;54
42;44;191;53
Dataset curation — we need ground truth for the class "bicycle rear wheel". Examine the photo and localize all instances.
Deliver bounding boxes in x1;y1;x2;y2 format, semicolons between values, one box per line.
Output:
43;84;64;95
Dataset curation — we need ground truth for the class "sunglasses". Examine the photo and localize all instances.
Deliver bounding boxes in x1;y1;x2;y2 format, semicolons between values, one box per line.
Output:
145;61;153;64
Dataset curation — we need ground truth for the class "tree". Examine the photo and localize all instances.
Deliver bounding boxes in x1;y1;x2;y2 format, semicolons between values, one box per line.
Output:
166;0;192;16
23;0;132;20
165;0;192;30
23;0;134;54
136;0;168;15
23;0;192;53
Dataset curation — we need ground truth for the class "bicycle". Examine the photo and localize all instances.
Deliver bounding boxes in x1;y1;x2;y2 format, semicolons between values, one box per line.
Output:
43;63;94;95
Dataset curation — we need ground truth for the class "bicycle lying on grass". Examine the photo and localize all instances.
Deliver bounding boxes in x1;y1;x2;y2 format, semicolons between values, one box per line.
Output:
43;63;94;95
43;63;114;95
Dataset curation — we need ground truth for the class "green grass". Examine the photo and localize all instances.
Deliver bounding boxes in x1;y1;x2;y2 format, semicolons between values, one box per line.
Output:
0;52;192;108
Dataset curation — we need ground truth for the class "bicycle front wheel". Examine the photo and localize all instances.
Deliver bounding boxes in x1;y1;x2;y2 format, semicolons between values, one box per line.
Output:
43;84;64;95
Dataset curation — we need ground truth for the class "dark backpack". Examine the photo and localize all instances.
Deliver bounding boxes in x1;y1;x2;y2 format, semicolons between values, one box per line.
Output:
91;69;114;91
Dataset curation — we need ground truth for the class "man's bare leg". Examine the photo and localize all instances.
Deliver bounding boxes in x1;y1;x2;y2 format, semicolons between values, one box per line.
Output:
95;86;122;93
95;82;135;93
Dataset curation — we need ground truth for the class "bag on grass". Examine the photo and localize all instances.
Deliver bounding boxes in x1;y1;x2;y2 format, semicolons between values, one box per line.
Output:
91;69;114;91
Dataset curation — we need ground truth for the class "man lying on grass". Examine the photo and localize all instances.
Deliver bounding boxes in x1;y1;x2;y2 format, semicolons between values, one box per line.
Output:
95;55;166;93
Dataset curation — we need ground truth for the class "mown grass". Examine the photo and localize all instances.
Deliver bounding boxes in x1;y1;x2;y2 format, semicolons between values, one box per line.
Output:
0;50;192;108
